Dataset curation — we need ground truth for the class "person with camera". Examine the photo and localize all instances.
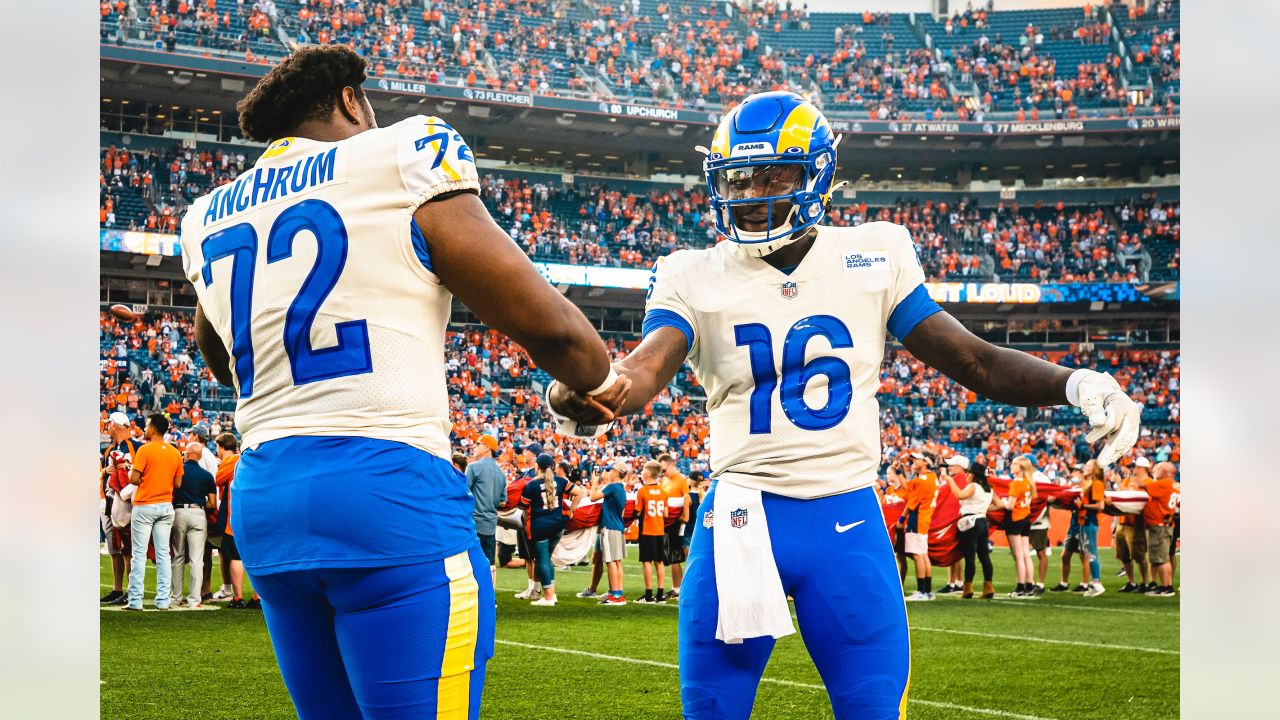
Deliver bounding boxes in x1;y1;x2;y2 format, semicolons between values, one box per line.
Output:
943;456;997;599
586;460;631;605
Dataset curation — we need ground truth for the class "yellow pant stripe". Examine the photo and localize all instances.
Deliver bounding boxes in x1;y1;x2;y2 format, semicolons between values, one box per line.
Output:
437;551;479;720
899;668;911;719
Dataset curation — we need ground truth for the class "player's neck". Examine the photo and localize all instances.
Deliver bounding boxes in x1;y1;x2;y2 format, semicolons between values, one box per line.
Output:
290;120;368;143
760;229;817;272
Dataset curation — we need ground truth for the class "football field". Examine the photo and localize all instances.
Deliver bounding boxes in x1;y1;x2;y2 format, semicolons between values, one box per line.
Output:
100;549;1178;719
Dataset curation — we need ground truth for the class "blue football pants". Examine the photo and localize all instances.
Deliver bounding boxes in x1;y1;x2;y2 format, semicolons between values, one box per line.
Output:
250;545;495;720
679;485;910;720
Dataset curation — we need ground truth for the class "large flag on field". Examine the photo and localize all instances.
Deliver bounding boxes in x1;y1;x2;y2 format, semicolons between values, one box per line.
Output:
881;484;962;568
882;479;1149;563
985;478;1149;524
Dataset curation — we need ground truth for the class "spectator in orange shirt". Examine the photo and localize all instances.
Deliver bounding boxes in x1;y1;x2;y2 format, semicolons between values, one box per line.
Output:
125;413;184;610
1114;457;1152;593
212;431;259;609
635;461;671;604
1140;461;1178;596
895;452;939;601
1001;455;1037;599
658;453;691;598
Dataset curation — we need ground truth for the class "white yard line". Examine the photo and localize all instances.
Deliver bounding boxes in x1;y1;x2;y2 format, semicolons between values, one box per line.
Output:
501;588;1176;655
908;626;1178;656
495;639;1060;720
987;596;1177;617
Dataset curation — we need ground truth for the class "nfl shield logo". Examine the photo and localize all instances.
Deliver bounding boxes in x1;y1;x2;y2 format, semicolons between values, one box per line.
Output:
730;508;749;528
703;510;715;529
781;281;798;300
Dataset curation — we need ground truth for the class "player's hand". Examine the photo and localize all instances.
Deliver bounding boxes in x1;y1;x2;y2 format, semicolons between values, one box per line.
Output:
1067;370;1141;468
548;372;632;425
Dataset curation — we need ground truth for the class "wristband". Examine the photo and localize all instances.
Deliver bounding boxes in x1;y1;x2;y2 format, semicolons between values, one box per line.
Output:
1064;368;1092;407
586;368;620;397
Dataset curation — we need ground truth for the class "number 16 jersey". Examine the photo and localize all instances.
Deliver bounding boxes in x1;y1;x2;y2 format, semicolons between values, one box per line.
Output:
643;222;943;499
179;116;480;458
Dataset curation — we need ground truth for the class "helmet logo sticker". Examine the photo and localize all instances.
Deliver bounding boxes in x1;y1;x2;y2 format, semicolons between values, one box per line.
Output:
731;142;774;156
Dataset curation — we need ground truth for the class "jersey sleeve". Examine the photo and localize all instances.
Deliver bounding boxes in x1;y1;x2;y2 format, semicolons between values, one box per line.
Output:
396;115;481;207
885;224;943;341
642;252;698;356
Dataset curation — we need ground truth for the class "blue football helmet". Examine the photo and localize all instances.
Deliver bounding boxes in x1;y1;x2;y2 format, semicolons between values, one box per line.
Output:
702;91;841;257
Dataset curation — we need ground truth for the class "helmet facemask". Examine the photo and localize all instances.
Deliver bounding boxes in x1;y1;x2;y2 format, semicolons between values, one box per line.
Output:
703;142;839;258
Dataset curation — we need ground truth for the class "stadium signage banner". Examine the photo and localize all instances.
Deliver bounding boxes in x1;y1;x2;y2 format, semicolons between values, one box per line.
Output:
101;47;1181;136
97;231;1160;304
526;259;1155;303
100;229;182;257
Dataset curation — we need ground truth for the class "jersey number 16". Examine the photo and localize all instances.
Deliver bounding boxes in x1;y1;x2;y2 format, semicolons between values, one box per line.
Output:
734;314;853;434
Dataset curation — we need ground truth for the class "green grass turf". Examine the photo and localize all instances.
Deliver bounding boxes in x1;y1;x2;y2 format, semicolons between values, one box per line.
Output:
100;548;1178;719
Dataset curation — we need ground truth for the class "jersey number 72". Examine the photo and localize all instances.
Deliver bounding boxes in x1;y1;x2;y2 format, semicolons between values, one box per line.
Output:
734;314;854;434
200;199;373;397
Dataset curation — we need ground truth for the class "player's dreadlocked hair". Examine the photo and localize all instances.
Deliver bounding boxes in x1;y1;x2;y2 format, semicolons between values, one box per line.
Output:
236;44;368;143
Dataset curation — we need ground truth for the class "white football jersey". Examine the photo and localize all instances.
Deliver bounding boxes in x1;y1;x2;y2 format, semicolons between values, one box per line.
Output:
645;222;942;499
179;115;480;459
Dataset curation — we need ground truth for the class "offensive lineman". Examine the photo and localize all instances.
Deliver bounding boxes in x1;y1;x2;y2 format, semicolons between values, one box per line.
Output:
549;91;1141;719
179;46;628;719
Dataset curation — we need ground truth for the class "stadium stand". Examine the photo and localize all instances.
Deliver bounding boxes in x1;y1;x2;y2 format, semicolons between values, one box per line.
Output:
99;0;1179;119
102;136;1180;283
101;308;1179;477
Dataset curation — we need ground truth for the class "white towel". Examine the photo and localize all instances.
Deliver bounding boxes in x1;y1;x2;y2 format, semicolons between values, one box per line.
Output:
712;481;796;644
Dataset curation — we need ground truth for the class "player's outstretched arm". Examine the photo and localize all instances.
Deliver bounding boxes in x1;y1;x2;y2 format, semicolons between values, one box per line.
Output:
416;192;626;406
902;310;1140;466
194;302;235;388
548;325;688;424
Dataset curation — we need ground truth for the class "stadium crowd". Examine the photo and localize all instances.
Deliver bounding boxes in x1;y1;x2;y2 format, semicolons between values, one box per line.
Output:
102;303;1180;609
101;0;1180;119
100;134;1180;283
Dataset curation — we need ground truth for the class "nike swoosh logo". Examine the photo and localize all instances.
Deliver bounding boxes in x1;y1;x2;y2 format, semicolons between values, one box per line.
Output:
835;520;866;533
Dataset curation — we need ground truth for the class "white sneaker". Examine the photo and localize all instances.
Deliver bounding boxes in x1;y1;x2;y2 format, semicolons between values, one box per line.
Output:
904;591;935;602
210;589;233;601
575;589;600;599
1084;583;1106;598
530;597;557;607
513;588;538;600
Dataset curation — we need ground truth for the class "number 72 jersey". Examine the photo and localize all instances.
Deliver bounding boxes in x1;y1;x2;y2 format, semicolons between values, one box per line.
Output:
178;116;480;458
644;222;943;499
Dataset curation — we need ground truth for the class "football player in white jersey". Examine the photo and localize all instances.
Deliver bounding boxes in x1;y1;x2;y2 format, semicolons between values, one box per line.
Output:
180;46;629;720
549;91;1141;720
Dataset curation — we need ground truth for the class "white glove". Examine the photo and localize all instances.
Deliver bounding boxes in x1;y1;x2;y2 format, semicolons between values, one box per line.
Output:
544;380;613;439
1066;369;1142;467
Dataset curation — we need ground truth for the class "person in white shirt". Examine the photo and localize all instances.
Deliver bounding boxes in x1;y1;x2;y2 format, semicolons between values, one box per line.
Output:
943;456;997;599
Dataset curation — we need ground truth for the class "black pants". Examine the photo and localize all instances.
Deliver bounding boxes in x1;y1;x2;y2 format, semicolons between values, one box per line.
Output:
959;517;993;583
